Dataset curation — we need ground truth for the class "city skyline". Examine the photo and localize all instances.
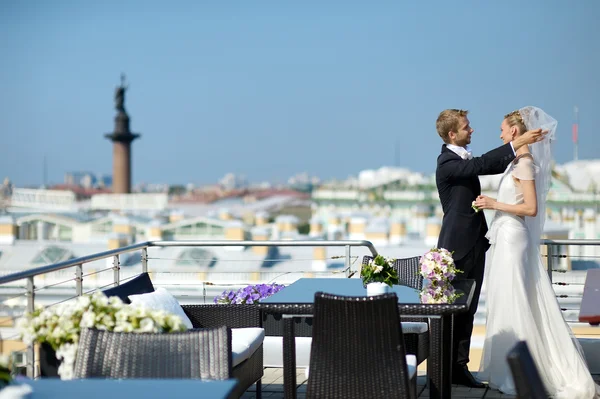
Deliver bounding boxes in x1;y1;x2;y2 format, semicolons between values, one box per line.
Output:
2;1;599;186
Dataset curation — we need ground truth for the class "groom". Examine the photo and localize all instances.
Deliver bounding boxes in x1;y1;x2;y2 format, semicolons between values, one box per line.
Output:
435;109;545;387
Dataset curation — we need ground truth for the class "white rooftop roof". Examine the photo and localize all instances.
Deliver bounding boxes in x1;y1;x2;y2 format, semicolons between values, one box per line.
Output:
555;160;600;192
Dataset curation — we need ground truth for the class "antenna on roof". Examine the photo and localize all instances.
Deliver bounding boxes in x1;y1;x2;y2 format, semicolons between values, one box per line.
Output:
573;106;579;161
43;155;48;188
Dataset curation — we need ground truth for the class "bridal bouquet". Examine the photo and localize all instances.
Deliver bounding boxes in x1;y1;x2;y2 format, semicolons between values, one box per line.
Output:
419;248;461;283
214;283;286;304
360;255;399;287
419;248;463;304
17;291;187;380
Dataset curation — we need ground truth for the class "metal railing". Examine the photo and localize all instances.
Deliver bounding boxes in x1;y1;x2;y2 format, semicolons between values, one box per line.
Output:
0;239;378;378
542;239;600;283
2;238;599;378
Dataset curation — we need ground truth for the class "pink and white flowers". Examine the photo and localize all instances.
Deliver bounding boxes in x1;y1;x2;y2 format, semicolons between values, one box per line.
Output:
419;248;460;283
419;248;463;304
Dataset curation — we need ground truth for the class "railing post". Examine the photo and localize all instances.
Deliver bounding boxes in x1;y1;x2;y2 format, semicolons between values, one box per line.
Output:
345;245;351;277
75;264;83;296
546;243;554;284
112;255;120;287
141;247;148;274
26;276;35;379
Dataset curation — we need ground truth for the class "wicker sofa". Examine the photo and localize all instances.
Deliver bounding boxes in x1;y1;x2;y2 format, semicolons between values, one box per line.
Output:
99;272;264;399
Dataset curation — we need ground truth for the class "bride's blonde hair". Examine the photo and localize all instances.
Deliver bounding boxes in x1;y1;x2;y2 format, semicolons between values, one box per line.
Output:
504;110;527;135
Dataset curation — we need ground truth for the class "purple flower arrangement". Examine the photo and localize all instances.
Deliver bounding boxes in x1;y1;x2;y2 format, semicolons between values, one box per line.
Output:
213;283;286;305
418;248;464;304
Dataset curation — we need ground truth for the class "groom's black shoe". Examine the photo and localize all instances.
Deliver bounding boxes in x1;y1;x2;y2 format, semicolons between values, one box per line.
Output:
452;366;486;388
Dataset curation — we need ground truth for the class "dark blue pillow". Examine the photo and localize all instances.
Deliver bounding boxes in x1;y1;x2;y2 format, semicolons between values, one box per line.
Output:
102;272;155;304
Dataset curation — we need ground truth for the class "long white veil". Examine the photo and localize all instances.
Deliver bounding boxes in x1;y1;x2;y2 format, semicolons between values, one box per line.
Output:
519;105;556;249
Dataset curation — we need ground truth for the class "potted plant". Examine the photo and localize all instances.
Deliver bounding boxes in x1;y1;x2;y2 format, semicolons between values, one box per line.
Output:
360;255;399;295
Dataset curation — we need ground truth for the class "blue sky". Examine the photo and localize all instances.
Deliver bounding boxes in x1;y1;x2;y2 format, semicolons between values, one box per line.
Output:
1;0;599;186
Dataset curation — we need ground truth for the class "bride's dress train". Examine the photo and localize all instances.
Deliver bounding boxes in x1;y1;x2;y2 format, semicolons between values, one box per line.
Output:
477;158;599;398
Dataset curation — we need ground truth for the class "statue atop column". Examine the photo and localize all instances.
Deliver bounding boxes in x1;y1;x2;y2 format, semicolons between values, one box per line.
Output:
114;73;128;113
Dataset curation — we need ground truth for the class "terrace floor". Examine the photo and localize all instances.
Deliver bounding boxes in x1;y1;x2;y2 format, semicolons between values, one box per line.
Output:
240;368;600;398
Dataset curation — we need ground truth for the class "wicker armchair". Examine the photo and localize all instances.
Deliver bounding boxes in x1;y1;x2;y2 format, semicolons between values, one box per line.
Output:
100;274;263;399
74;326;233;380
392;256;423;291
306;292;417;399
393;256;429;365
361;256;429;365
74;326;261;399
506;341;549;399
182;304;264;398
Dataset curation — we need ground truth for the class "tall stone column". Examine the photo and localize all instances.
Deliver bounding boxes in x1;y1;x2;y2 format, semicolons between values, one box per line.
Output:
104;74;140;194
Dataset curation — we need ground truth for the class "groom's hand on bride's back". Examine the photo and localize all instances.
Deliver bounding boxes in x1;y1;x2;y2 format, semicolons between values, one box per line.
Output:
513;128;548;150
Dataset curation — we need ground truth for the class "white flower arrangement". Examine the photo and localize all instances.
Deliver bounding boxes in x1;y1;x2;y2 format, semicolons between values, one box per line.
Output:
471;201;480;213
360;255;399;287
17;291;187;380
419;248;464;304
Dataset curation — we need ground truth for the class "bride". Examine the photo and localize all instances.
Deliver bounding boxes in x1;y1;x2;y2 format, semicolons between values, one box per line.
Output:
474;106;600;398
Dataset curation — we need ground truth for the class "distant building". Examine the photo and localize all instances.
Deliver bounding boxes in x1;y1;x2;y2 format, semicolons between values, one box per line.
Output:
219;173;248;190
1;177;13;198
64;172;112;190
98;175;113;189
64;172;97;188
311;161;600;269
287;172;320;192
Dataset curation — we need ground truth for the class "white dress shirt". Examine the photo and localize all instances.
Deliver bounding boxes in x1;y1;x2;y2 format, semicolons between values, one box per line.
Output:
446;144;473;160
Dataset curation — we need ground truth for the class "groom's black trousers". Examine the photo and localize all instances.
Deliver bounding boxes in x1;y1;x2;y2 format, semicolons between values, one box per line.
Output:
452;233;488;367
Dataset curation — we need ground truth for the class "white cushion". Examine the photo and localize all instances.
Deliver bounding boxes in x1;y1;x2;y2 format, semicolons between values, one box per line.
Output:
231;327;265;368
128;287;193;330
263;336;312;368
406;354;417;379
401;321;428;334
304;354;418;380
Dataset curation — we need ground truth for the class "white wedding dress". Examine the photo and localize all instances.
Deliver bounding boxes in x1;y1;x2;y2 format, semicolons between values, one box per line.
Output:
478;154;600;398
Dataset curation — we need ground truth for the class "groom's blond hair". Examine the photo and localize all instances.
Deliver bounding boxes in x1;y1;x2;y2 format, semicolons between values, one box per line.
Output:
436;109;468;143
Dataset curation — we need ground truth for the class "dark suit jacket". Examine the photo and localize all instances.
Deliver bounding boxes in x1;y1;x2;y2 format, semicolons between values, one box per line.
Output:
436;143;515;263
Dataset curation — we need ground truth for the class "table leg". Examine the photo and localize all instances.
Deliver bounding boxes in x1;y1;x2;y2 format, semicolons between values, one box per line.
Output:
442;315;453;396
428;316;453;399
283;317;297;399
